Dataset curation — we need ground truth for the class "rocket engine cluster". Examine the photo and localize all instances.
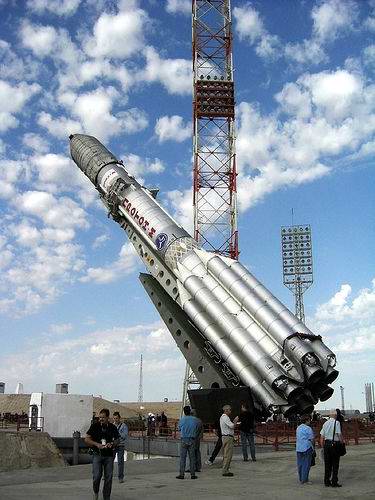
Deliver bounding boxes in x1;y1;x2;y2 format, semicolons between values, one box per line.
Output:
70;134;338;416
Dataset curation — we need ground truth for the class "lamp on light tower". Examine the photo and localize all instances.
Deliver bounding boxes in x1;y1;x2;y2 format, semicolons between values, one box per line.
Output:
281;225;313;324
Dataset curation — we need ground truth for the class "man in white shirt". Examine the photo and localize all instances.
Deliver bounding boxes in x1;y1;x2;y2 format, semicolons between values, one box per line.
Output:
320;409;343;487
220;405;239;477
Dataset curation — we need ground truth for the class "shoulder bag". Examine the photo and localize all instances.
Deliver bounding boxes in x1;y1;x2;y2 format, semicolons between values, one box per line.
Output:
332;420;346;457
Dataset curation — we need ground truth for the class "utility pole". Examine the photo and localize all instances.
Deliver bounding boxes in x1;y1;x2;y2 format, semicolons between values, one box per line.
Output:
340;385;345;413
138;354;143;403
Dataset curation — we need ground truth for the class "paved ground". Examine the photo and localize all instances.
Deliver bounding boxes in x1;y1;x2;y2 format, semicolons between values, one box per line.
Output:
0;444;374;499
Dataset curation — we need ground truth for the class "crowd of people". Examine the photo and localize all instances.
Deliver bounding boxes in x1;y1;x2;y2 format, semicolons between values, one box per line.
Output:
85;405;348;499
177;402;256;479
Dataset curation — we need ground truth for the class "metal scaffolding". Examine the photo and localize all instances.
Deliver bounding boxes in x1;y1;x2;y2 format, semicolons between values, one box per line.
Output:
281;225;313;323
192;0;238;259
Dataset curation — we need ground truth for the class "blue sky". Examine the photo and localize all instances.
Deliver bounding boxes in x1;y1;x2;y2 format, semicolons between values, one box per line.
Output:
0;0;374;411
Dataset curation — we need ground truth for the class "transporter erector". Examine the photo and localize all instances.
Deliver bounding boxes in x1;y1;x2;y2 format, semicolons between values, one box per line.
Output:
70;134;338;417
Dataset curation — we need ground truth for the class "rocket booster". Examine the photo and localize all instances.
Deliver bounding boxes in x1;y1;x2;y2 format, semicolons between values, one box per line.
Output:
70;134;338;415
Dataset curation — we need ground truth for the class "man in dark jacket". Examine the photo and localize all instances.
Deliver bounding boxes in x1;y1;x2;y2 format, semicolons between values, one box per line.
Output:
85;408;119;500
239;403;256;462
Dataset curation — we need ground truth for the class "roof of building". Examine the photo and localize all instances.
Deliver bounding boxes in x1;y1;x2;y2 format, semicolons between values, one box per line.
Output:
0;394;140;419
122;401;182;420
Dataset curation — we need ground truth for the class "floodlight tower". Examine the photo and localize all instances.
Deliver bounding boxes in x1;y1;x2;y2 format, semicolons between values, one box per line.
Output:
281;225;313;323
192;0;238;259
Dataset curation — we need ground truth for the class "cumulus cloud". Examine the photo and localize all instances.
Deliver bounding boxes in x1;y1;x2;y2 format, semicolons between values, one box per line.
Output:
309;278;375;354
80;242;139;284
166;188;193;233
0;320;184;399
166;0;190;15
17;191;88;229
37;112;82;139
235;1;358;66
20;22;58;57
0;80;40;132
155;115;191;143
140;46;192;95
22;133;49;154
56;88;148;142
27;0;80;16
233;3;280;59
122;153;165;181
236;68;375;210
84;7;148;59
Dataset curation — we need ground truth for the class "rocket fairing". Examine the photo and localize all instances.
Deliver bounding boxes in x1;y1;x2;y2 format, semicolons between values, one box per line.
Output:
69;134;338;415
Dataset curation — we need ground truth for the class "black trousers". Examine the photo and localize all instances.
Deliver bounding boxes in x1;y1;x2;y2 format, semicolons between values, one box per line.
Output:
324;443;340;485
209;436;222;462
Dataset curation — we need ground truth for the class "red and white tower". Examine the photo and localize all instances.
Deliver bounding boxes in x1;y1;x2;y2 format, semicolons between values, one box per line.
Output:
192;0;238;259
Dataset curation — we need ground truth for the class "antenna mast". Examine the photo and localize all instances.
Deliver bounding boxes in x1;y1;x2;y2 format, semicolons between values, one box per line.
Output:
138;354;143;403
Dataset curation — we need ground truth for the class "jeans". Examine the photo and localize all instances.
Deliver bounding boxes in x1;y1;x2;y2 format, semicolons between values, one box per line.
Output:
92;455;114;500
115;446;125;480
180;438;196;476
222;436;234;473
324;443;341;485
240;431;255;460
296;448;313;483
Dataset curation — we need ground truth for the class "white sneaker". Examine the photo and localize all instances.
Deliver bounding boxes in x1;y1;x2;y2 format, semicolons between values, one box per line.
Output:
205;460;213;466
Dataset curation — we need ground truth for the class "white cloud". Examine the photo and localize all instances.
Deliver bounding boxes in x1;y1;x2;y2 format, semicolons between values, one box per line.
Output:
0;320;184;399
155;115;191;143
38;112;82;139
140;46;192;95
80;242;139;284
310;278;375;353
55;88;147;142
22;133;49;154
166;188;193;233
17;191;88;229
122;153;165;181
0;40;40;81
84;7;147;59
166;0;190;15
49;322;73;334
233;4;280;59
311;0;357;42
363;44;375;67
235;68;375;210
0;80;40;132
234;1;358;66
92;234;109;249
27;0;80;16
20;22;58;57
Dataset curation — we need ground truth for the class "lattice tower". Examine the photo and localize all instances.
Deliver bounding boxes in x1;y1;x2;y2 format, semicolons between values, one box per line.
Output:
192;0;238;259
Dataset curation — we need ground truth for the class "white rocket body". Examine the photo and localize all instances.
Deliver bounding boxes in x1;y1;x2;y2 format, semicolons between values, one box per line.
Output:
70;134;338;415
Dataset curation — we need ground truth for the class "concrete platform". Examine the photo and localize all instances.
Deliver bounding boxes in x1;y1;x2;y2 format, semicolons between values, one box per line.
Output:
0;444;374;499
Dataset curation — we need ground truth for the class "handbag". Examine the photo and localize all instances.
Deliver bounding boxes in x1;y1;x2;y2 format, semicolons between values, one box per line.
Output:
332;420;346;457
310;449;316;466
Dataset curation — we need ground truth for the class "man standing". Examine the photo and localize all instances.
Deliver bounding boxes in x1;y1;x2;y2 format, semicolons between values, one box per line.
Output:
239;403;256;462
320;409;344;487
113;412;128;484
220;405;239;477
85;408;119;500
176;405;200;480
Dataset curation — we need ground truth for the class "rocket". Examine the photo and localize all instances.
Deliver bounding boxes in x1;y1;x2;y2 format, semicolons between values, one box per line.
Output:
70;134;338;416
